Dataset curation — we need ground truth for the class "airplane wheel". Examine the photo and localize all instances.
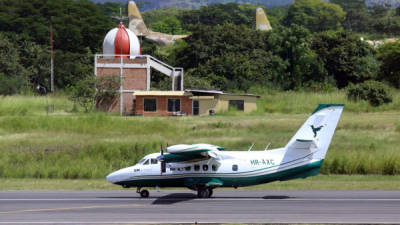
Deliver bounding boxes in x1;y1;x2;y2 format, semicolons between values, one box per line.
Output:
140;190;149;198
197;188;209;198
208;188;213;198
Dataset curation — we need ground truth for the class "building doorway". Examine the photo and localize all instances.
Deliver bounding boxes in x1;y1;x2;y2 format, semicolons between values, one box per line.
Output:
193;100;199;116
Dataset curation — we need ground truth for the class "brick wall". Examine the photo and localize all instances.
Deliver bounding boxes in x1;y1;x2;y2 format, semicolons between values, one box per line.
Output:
95;58;148;114
135;96;192;116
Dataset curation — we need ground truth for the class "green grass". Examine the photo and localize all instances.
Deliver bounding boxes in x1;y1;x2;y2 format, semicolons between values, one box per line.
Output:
0;91;399;179
1;175;400;190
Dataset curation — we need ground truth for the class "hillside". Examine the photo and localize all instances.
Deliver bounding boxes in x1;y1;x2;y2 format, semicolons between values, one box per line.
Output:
92;0;400;10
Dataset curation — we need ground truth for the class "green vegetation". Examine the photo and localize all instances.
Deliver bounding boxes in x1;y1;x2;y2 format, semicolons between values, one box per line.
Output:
1;0;400;97
0;93;399;179
285;0;346;32
347;80;393;106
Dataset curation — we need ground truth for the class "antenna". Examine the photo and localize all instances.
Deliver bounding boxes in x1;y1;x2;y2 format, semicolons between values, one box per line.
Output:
248;143;255;152
112;7;128;24
264;143;271;151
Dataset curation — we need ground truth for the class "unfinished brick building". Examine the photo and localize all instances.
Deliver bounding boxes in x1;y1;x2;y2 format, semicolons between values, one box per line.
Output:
95;24;183;115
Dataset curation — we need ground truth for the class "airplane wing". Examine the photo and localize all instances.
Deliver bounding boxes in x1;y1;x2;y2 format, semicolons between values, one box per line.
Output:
158;144;224;163
145;32;188;45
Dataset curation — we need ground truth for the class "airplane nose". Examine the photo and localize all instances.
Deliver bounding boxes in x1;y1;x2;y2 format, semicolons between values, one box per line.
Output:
106;167;131;184
106;170;122;184
106;171;119;184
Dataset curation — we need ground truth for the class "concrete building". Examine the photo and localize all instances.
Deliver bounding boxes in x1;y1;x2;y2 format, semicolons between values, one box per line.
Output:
133;89;259;116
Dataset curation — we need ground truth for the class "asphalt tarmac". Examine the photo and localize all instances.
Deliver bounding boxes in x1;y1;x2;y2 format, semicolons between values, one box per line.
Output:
0;190;399;224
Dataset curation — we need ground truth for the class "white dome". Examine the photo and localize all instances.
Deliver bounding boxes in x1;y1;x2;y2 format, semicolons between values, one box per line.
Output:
103;24;140;58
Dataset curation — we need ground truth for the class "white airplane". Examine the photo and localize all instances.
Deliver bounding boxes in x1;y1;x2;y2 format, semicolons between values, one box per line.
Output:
107;104;344;198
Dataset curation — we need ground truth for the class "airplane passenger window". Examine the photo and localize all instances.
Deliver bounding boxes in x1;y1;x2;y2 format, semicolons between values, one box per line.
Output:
170;168;175;171
143;159;149;165
185;166;191;171
178;168;184;171
203;165;208;171
212;164;218;171
194;165;200;171
151;159;158;164
232;165;238;171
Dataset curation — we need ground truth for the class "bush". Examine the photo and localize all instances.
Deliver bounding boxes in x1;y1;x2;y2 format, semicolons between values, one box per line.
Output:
347;80;392;106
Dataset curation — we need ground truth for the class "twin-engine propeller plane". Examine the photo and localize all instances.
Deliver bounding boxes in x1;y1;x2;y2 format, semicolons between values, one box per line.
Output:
107;104;344;198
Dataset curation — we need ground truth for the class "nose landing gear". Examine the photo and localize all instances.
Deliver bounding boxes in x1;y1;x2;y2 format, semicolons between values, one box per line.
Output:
136;187;150;198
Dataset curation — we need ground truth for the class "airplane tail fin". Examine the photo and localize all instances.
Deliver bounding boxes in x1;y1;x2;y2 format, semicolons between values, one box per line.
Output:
128;1;148;36
256;8;272;31
284;104;344;160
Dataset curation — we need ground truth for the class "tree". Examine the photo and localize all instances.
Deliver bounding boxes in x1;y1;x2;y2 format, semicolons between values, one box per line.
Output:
179;3;257;29
311;31;379;88
330;0;366;12
0;33;28;95
347;80;392;106
69;75;96;113
174;23;327;91
151;17;183;35
0;0;114;54
284;0;346;32
377;42;400;88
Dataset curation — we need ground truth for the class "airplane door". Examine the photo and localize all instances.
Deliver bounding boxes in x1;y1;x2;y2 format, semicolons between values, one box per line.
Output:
141;159;152;175
150;158;163;175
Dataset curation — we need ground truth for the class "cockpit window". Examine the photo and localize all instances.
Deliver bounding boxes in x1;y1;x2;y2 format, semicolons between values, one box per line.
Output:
151;159;158;164
138;158;146;164
143;159;149;165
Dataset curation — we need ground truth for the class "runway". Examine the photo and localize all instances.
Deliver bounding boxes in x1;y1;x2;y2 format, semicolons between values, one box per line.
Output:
0;190;399;224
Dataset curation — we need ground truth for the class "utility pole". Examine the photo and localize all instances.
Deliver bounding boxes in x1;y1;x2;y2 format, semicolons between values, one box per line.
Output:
50;19;54;94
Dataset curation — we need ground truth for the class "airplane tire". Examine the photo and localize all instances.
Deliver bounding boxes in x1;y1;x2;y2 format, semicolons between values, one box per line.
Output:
208;188;213;198
140;190;149;198
197;189;209;198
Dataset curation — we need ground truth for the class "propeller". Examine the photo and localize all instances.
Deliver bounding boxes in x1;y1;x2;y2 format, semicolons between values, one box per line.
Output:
160;143;166;174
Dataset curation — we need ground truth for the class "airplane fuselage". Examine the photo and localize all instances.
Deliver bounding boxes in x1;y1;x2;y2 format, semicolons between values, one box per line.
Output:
106;104;344;198
107;148;322;189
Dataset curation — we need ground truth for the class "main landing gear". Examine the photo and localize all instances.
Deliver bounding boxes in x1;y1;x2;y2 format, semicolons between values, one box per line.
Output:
197;188;213;198
137;187;149;198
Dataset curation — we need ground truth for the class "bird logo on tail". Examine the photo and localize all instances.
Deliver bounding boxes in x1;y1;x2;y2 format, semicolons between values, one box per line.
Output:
311;125;324;137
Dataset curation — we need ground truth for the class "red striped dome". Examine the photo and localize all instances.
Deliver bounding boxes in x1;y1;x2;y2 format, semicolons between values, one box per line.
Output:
103;24;140;58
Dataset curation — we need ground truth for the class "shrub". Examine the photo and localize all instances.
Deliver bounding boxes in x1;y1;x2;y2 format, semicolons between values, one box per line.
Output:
347;81;392;106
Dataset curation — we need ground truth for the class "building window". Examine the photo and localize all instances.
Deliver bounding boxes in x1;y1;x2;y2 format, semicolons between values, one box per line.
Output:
168;99;181;112
229;100;244;111
144;98;157;112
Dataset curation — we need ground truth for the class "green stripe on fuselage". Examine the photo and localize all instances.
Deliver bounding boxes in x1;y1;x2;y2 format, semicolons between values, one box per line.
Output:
116;160;323;188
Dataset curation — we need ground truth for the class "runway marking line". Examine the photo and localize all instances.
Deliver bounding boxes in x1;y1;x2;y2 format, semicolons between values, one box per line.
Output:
1;198;400;201
0;203;143;214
